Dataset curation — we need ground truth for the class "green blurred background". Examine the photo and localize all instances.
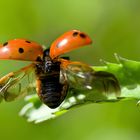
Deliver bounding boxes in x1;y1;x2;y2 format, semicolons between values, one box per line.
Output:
0;0;140;140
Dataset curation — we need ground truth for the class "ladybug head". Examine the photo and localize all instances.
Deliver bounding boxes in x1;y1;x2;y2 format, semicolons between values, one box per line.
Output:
43;49;50;57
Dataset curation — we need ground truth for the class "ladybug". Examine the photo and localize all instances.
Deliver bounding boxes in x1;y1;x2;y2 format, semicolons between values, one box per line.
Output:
0;30;120;108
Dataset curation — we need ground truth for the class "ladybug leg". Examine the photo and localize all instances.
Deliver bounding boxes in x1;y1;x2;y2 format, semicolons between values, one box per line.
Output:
35;79;41;97
0;64;35;93
0;64;36;101
0;64;34;85
0;72;25;96
0;72;14;84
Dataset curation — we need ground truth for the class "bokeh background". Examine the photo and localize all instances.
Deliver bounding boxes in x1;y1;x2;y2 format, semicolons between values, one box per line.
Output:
0;0;140;140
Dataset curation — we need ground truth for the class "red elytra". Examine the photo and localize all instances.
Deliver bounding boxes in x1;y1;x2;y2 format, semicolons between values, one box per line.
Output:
0;30;92;61
0;39;43;61
50;30;92;59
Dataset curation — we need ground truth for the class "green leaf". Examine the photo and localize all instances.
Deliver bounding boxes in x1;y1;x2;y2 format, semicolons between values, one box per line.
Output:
19;54;140;123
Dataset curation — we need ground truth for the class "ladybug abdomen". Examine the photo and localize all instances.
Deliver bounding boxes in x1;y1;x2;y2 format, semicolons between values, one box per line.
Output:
35;49;68;108
38;74;66;109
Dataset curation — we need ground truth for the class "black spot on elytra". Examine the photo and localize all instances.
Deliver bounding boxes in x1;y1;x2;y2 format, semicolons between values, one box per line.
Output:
72;32;79;37
18;48;24;53
25;40;31;43
3;42;8;46
79;33;86;38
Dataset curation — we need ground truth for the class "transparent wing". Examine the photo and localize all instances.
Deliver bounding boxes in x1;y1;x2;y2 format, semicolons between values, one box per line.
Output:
0;64;36;102
60;59;120;96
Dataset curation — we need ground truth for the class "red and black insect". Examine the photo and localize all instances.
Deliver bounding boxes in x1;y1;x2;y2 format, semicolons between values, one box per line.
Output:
0;30;120;108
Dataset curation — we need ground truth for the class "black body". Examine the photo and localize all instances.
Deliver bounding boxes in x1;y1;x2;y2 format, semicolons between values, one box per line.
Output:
35;49;68;109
